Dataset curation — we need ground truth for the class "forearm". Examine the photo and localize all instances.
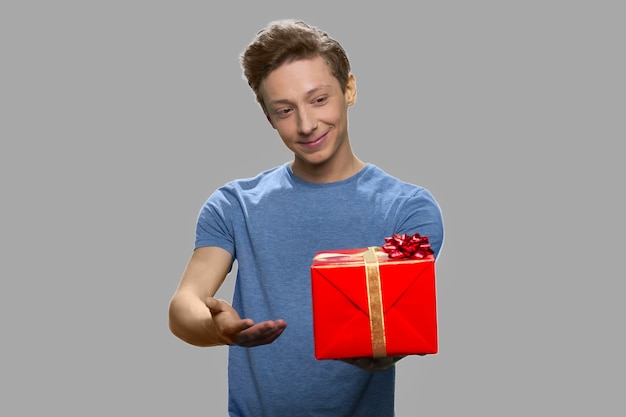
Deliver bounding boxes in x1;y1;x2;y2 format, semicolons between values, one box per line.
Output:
168;291;224;347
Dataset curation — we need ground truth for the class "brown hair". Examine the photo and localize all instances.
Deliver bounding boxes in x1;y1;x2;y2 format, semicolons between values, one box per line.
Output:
240;19;351;108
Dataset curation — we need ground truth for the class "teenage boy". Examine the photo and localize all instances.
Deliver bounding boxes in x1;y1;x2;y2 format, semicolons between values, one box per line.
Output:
169;19;444;416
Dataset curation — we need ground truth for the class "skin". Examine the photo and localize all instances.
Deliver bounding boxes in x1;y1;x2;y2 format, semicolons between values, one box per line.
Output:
261;56;365;183
168;55;401;371
168;246;286;347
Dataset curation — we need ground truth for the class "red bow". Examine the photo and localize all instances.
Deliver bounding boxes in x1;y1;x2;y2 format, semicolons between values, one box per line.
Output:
382;233;433;259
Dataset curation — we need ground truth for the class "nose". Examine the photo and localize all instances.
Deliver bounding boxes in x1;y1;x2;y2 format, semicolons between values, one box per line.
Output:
297;108;317;135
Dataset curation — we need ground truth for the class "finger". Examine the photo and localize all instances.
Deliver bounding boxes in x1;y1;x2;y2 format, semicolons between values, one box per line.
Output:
235;321;287;347
236;331;280;347
236;324;285;347
251;324;286;345
239;318;255;330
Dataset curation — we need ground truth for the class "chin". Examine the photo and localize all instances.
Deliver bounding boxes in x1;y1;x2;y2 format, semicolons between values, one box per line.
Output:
300;154;333;167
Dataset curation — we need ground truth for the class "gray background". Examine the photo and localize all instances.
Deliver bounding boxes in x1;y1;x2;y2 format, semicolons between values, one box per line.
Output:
2;1;624;415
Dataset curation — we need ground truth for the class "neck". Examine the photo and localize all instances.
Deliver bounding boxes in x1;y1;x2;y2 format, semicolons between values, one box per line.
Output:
291;154;366;183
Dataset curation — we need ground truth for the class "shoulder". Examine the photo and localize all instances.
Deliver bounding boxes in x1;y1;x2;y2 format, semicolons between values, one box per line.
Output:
213;164;290;198
196;165;290;235
361;164;428;196
363;164;442;218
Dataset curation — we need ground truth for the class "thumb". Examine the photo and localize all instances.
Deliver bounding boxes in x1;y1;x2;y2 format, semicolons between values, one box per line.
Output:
205;297;227;313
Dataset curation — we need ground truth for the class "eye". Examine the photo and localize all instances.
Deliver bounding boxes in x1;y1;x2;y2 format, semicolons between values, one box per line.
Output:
275;107;293;118
313;96;328;105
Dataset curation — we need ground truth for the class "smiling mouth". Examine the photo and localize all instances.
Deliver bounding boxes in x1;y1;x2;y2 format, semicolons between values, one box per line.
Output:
300;133;328;148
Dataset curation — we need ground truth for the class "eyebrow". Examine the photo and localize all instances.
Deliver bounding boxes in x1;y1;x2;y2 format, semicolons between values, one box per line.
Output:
267;85;332;107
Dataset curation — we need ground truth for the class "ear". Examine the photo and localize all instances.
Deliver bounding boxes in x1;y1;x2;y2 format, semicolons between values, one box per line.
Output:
344;73;357;106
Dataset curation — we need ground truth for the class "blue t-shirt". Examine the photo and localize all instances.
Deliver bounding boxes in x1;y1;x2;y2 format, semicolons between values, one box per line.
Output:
196;163;444;417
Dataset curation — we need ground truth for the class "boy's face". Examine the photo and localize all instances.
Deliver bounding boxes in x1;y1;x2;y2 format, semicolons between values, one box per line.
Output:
260;56;356;172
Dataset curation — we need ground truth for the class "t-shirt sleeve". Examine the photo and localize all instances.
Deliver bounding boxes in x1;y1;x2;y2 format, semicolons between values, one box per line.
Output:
395;187;445;259
195;188;236;256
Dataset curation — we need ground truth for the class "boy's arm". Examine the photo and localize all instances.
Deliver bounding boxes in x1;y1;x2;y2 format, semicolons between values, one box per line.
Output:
168;246;286;347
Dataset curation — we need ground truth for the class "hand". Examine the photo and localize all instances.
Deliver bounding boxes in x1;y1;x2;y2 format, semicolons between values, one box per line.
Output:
340;356;405;372
205;297;287;347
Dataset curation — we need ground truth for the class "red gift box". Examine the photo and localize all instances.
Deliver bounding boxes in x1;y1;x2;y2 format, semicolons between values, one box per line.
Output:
311;244;438;360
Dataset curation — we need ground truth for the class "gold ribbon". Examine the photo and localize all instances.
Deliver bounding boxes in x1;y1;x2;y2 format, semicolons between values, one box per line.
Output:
363;247;387;357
